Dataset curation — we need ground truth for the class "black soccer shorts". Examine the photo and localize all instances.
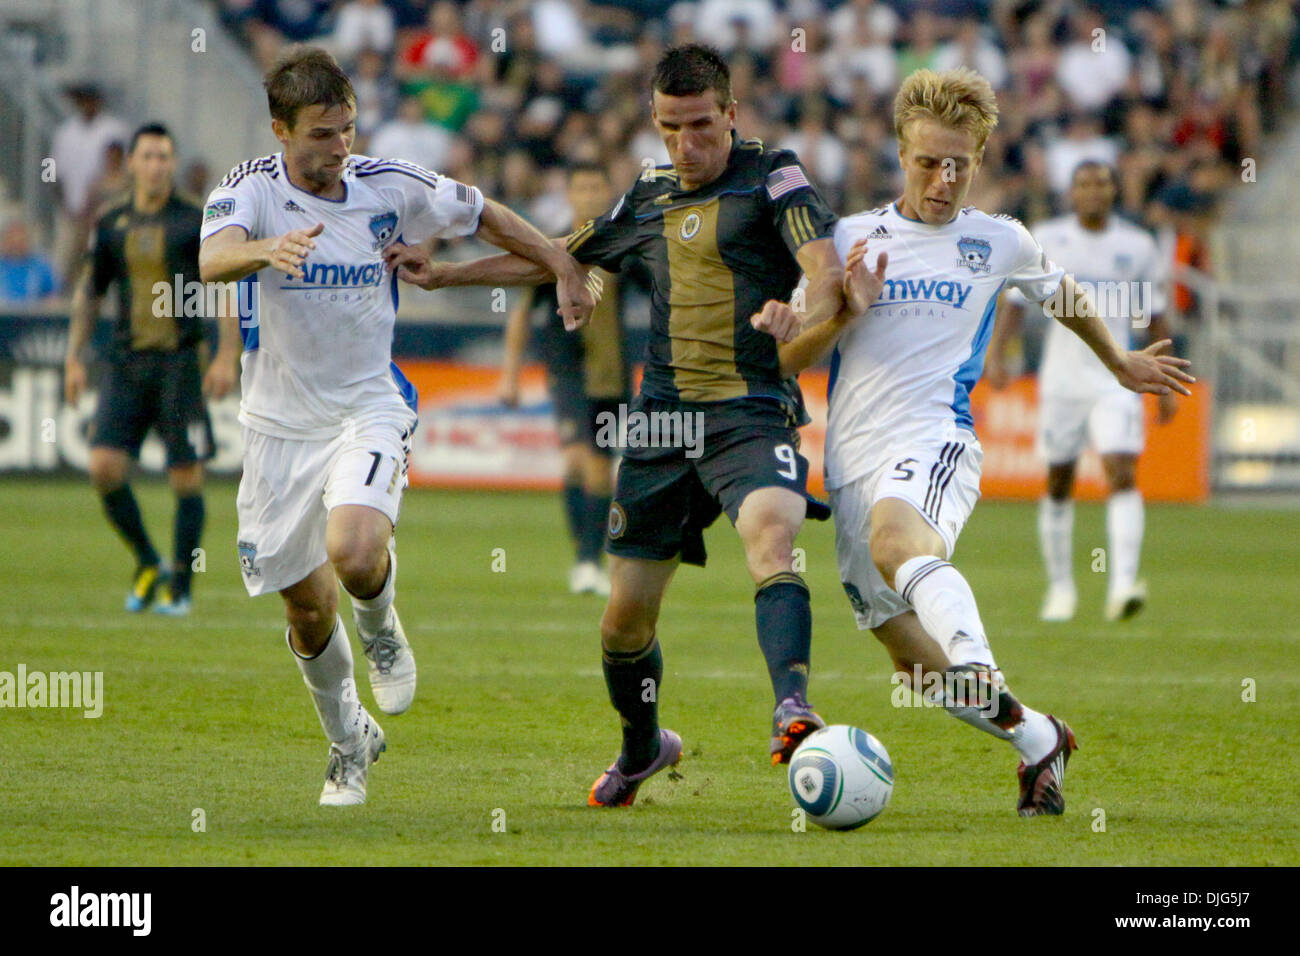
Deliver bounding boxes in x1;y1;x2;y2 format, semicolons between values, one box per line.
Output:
90;349;216;467
605;394;830;566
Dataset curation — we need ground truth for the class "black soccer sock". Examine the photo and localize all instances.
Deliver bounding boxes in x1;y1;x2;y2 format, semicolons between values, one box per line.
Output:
602;639;663;774
755;572;813;704
170;494;205;598
580;492;612;563
562;482;585;559
101;485;160;568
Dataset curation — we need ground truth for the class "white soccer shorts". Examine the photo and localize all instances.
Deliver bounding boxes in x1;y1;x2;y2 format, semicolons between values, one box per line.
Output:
830;435;983;630
236;414;414;596
1038;389;1144;464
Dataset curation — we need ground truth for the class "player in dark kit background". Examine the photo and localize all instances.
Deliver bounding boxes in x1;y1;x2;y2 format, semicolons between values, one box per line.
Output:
386;45;866;806
64;123;239;616
499;162;640;598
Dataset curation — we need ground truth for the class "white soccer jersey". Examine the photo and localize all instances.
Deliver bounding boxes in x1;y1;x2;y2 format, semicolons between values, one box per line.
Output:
201;152;484;438
1033;215;1167;400
824;203;1065;490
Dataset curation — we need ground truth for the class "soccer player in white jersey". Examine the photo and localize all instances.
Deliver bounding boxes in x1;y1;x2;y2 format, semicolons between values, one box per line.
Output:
198;47;594;806
986;161;1176;622
753;68;1193;816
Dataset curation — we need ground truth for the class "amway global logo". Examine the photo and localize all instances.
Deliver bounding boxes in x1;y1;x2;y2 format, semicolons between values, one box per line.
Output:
880;278;975;309
50;886;151;936
294;262;386;287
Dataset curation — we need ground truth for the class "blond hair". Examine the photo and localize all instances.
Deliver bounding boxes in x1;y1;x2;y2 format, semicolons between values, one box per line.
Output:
893;67;999;152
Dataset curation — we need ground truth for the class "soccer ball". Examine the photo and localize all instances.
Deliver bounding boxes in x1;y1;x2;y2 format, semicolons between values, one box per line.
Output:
788;725;894;830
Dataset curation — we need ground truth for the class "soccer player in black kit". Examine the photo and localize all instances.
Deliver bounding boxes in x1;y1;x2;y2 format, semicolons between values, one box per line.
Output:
64;123;239;616
386;45;859;806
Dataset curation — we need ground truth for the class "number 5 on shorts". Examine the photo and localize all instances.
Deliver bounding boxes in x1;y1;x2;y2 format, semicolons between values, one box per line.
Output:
774;443;798;481
891;458;919;481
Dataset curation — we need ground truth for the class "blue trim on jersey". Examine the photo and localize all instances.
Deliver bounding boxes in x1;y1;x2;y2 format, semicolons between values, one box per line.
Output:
390;233;403;313
949;279;1005;430
239;274;259;351
390;361;418;414
354;165;441;191
827;344;841;401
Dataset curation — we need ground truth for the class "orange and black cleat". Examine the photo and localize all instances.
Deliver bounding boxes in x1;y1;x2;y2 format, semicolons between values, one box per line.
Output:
770;693;826;765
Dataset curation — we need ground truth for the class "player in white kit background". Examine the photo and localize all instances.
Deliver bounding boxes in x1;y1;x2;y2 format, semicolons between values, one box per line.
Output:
198;47;595;806
986;161;1176;623
753;68;1193;816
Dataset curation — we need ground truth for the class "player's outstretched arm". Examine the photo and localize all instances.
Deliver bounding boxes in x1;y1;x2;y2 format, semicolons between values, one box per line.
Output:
984;295;1023;390
383;239;563;289
1047;274;1194;396
793;238;848;329
199;222;324;283
753;238;888;377
475;199;594;331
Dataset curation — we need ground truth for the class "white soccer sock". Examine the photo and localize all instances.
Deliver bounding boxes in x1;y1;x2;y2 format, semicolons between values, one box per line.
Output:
350;538;396;640
1106;489;1144;598
290;616;365;749
894;556;998;671
1038;497;1074;590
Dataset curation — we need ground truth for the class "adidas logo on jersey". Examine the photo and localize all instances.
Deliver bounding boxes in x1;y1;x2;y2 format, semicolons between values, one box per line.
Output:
869;225;893;239
283;200;304;212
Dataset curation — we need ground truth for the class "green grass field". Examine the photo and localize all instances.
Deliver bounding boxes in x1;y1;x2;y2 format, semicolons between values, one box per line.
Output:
2;477;1297;865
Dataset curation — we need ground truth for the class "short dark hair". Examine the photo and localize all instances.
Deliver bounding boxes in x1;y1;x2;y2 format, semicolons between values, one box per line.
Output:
652;44;732;108
567;160;609;180
129;122;172;154
1072;159;1118;187
263;45;355;129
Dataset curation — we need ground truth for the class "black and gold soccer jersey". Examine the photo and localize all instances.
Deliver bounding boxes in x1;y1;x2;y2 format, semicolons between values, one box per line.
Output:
565;136;836;404
88;191;206;359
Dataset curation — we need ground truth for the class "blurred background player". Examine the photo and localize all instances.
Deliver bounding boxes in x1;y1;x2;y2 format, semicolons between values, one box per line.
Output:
63;122;239;616
200;46;594;806
498;161;638;597
986;160;1174;622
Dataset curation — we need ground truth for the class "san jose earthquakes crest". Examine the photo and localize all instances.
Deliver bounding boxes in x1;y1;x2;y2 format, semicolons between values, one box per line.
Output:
369;211;398;250
956;236;992;273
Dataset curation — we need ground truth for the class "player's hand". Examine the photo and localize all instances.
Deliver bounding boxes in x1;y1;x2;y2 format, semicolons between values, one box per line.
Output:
63;356;87;406
203;351;239;399
555;264;596;331
1156;390;1178;425
984;356;1011;390
1114;339;1194;397
750;300;801;343
844;239;888;315
383;241;447;289
269;222;323;280
498;373;521;408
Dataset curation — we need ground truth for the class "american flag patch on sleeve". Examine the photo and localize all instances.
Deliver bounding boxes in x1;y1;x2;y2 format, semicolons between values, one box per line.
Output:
455;183;471;204
766;165;811;200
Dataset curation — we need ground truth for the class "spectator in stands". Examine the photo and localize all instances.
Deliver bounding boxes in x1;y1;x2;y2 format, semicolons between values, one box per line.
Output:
1055;7;1132;113
245;0;334;68
331;0;396;65
50;84;128;289
353;48;401;138
368;95;455;169
1044;112;1120;199
896;10;944;80
0;220;58;305
935;18;1009;89
397;1;480;81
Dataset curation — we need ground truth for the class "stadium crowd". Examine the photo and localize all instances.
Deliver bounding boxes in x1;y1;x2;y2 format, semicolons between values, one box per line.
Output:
2;0;1297;310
